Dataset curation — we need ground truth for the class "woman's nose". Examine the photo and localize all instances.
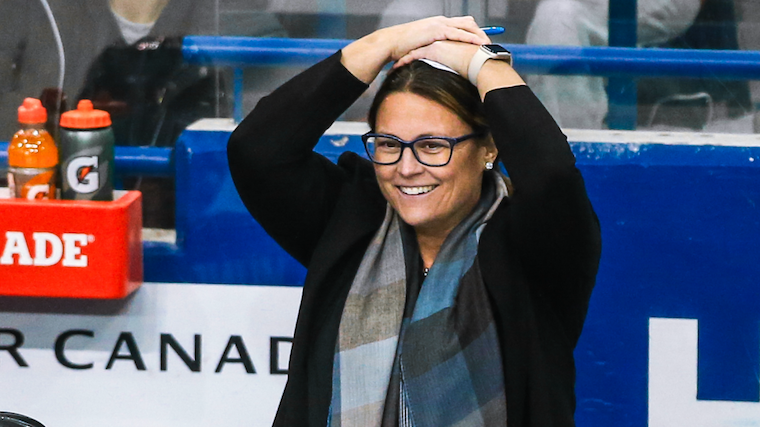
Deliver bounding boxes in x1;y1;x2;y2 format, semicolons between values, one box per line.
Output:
397;146;424;176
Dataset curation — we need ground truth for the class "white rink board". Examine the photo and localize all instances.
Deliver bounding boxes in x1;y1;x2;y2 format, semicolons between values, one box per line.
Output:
0;283;303;427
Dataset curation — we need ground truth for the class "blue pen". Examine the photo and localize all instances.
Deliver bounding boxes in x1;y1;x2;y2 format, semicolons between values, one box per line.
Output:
481;26;505;35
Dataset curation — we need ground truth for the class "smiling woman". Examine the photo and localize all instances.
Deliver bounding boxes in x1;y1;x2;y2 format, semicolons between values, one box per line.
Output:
228;16;601;427
364;59;499;267
371;90;497;265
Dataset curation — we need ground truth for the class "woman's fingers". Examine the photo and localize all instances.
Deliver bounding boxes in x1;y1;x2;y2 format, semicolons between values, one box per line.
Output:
443;16;491;43
441;26;491;47
394;41;479;76
394;46;439;69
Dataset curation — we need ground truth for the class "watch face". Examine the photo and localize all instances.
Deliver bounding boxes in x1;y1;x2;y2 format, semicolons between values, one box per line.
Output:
483;44;510;55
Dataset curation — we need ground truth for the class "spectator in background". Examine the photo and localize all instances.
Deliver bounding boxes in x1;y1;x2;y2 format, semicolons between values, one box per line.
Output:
525;0;704;129
0;0;284;227
637;0;752;132
80;0;232;147
1;0;222;139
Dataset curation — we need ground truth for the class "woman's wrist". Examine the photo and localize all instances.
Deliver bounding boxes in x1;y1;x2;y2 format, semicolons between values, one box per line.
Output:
475;60;526;100
340;30;394;84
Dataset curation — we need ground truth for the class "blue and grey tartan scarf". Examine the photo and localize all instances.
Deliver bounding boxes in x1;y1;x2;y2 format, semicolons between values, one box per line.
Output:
328;172;509;427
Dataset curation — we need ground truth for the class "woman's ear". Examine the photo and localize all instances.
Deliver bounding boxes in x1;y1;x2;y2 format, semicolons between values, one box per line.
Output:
483;136;499;164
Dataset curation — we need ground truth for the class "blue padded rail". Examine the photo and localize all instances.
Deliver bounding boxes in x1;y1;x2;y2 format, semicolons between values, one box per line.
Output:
183;36;760;80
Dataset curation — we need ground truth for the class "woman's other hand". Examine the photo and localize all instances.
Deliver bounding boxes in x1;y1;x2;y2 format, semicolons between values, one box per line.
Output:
397;40;526;99
341;16;490;84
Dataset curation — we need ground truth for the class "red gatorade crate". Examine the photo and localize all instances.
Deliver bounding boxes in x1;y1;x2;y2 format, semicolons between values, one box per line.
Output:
0;190;143;298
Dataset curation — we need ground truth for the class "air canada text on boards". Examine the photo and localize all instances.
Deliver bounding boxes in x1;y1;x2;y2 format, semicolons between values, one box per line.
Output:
0;328;293;375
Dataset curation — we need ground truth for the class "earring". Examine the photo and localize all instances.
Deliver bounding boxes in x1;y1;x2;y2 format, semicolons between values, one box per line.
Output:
485;161;494;170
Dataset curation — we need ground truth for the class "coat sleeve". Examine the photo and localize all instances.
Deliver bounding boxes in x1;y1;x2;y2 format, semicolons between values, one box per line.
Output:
484;85;602;335
227;51;369;266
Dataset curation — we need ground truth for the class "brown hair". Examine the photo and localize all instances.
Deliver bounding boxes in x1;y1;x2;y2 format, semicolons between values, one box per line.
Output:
367;61;490;139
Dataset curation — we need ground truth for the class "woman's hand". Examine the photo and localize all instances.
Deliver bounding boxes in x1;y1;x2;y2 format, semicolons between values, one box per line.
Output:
380;16;490;63
341;16;490;84
397;40;527;99
393;40;479;76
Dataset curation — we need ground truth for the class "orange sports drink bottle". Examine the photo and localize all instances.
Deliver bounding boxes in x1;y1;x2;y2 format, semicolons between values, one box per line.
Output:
7;98;59;199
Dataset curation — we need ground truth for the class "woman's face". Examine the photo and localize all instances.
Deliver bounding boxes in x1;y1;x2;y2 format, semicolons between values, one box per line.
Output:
373;92;497;236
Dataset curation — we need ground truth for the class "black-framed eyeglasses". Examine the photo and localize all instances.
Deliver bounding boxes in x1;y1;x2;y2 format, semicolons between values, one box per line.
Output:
361;132;484;167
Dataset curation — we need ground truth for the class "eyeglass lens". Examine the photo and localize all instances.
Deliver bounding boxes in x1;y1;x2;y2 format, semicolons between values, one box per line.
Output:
366;136;452;166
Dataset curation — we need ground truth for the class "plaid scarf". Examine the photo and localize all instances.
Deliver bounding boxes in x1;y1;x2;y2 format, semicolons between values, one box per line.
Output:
328;172;509;427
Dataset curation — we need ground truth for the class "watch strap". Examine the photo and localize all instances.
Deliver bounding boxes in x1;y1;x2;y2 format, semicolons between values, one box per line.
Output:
467;45;512;86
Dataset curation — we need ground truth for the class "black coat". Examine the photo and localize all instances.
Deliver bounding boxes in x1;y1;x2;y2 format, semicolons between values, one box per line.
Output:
228;52;601;427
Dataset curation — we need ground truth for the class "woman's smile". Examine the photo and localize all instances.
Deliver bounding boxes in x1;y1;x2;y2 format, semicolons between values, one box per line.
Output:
397;185;437;195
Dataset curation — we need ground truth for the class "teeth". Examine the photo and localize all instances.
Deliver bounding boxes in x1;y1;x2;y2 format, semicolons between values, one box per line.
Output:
399;185;436;195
